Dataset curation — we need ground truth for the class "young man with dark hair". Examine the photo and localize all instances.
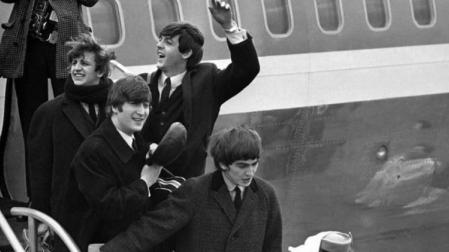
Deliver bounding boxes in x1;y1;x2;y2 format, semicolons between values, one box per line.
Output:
141;0;260;179
0;2;98;200
98;126;282;252
0;0;98;137
60;75;165;251
28;33;113;223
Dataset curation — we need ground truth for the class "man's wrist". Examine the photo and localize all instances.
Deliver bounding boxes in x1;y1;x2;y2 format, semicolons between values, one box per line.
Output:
223;20;239;33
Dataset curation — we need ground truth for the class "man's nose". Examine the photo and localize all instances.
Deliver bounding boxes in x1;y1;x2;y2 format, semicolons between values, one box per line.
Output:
73;62;82;70
246;166;256;176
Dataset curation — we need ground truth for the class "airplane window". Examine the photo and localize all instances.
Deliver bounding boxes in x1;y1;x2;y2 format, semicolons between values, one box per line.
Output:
315;0;342;32
262;0;292;36
87;0;122;45
210;0;240;40
364;0;390;29
150;0;181;37
411;0;435;26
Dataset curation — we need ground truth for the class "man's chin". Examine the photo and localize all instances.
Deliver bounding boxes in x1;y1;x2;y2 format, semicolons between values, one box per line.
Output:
241;179;252;186
73;81;85;86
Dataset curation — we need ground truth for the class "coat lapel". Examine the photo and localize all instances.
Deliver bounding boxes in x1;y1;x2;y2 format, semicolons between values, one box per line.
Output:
148;71;161;108
210;171;237;224
62;97;94;138
100;118;136;164
231;181;259;233
181;73;193;130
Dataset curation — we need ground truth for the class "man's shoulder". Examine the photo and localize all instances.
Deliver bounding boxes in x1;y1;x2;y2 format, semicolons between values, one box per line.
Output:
253;176;277;195
189;62;218;73
77;130;108;156
185;172;214;186
138;72;150;82
178;172;215;194
33;95;66;118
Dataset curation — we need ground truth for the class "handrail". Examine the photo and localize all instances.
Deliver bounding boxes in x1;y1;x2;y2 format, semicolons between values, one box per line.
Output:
109;59;133;81
0;209;25;252
10;207;80;252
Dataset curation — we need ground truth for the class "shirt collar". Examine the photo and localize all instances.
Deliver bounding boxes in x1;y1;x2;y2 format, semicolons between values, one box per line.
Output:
221;172;245;193
160;71;186;90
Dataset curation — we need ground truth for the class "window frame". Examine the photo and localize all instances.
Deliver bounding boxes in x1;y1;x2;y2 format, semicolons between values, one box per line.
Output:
84;0;125;49
261;0;294;38
363;0;392;32
314;0;344;35
148;0;184;41
410;0;436;28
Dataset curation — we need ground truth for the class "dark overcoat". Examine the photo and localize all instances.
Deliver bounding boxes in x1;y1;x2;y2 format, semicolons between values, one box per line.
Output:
0;0;98;79
102;170;283;252
65;118;156;251
28;91;103;219
142;36;260;178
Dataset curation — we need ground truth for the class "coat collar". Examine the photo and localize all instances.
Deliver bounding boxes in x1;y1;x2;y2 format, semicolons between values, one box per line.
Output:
62;96;95;138
210;170;259;224
95;118;147;163
210;170;259;193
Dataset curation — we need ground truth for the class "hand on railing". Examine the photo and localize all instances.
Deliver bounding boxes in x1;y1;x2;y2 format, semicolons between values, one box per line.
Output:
23;223;54;252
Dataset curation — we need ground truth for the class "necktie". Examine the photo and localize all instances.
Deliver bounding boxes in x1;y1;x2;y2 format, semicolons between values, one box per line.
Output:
88;103;97;123
234;186;242;210
132;138;138;151
160;78;171;104
97;104;105;125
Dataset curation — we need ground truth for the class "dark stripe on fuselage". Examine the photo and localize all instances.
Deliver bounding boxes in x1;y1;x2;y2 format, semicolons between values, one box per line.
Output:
208;92;449;251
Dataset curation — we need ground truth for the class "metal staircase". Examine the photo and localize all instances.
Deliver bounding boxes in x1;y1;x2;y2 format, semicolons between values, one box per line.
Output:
0;207;80;252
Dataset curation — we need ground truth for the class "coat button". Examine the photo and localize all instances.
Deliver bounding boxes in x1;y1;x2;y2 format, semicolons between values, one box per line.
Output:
160;122;164;126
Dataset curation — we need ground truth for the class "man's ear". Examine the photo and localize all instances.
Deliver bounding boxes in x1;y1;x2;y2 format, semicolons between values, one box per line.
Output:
181;50;192;60
218;162;228;171
96;70;105;78
111;106;119;114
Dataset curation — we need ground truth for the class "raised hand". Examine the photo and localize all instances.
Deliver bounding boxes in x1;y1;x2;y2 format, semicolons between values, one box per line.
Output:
208;0;234;30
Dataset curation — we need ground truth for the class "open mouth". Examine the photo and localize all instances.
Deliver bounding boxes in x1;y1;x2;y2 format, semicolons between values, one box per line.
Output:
72;72;85;78
157;51;165;59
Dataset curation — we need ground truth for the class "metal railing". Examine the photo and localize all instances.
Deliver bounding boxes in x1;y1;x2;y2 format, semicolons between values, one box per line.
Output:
0;206;80;252
0;207;25;252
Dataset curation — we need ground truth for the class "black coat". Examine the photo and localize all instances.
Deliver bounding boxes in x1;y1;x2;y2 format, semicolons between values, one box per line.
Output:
142;36;260;178
102;171;283;252
64;118;156;251
28;91;105;219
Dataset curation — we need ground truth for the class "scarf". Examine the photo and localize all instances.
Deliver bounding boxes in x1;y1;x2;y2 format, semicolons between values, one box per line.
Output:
64;77;112;105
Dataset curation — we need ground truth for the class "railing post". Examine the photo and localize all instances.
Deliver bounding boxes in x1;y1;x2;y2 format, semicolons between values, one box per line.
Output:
28;216;37;252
